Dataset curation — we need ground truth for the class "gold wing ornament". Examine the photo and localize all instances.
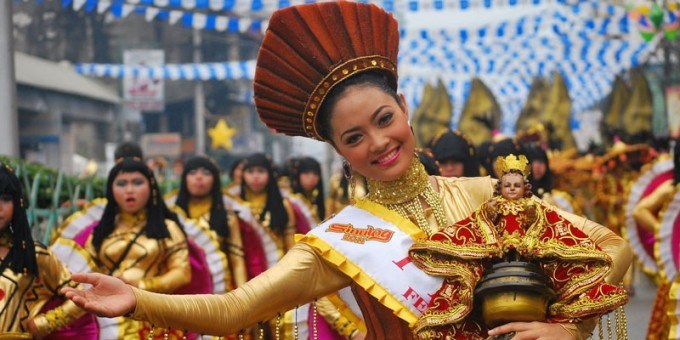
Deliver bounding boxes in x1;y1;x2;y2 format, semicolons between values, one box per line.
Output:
602;75;630;147
411;79;452;147
541;72;575;150
516;77;548;133
458;78;502;146
621;68;653;142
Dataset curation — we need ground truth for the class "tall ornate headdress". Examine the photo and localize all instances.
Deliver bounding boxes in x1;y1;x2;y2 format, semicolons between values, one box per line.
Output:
254;2;399;140
493;154;531;178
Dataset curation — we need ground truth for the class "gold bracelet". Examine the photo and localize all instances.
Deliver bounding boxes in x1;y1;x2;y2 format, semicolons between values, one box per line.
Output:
44;307;68;333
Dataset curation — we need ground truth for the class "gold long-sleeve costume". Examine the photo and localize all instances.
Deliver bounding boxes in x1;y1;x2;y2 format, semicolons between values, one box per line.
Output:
187;197;247;288
130;177;632;339
85;210;191;338
1;243;86;338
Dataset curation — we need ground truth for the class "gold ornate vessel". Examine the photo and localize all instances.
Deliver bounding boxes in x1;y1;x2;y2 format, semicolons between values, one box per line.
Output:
474;260;555;328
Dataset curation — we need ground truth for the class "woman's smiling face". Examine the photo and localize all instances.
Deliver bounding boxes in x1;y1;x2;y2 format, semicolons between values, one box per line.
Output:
329;85;415;182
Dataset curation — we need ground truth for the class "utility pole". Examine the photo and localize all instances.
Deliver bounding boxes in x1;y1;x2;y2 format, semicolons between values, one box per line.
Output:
193;29;206;155
0;1;19;157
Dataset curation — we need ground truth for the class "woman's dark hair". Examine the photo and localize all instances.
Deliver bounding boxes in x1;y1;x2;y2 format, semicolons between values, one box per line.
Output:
176;156;229;238
291;157;326;220
486;138;526;178
229;157;246;183
317;71;400;142
0;164;38;276
93;158;179;253
416;149;441;176
240;153;289;235
524;143;554;197
493;169;533;198
674;140;680;185
429;130;480;177
114;141;144;161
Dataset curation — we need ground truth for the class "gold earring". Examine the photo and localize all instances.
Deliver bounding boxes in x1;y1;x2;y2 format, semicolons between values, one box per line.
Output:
342;160;356;203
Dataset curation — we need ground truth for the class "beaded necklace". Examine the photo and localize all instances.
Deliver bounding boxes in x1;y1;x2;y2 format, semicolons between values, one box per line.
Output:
366;157;449;235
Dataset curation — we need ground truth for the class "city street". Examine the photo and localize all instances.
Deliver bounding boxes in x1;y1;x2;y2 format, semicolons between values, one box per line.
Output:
625;265;657;340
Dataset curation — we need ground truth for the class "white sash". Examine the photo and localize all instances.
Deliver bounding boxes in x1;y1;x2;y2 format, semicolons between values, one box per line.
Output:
301;199;444;325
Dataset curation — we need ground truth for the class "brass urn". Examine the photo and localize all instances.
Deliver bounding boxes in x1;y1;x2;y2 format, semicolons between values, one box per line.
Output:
474;259;555;329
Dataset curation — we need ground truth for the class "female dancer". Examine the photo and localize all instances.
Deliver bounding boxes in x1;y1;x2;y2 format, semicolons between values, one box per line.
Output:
174;156;246;288
83;158;191;338
290;156;326;222
0;163;94;338
64;3;631;339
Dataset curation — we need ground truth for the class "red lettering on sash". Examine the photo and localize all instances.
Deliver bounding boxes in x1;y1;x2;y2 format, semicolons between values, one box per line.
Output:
326;223;394;244
402;287;429;312
392;256;412;270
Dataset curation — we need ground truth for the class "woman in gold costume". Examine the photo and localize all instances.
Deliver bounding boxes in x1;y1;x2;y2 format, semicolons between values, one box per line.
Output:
174;156;247;289
232;153;296;280
0;163;94;339
632;141;679;339
64;3;631;339
290;156;326;223
83;158;191;338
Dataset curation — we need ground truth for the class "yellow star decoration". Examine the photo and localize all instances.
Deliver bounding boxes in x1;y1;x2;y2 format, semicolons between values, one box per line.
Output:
208;119;237;150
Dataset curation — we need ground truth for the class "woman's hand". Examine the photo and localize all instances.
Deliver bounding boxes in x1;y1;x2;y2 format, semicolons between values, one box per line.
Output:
488;322;574;340
61;273;136;318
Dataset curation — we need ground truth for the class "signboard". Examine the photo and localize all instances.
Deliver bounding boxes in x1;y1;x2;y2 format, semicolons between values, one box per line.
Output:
141;133;181;158
123;49;165;112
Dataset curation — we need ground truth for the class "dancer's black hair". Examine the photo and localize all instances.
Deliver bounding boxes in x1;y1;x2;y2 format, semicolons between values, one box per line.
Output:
92;158;180;253
291;157;326;220
176;156;229;238
0;164;38;276
240;153;289;235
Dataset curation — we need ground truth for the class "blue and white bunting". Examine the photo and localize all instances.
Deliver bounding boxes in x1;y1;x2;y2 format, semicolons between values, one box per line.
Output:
75;61;256;80
54;0;657;134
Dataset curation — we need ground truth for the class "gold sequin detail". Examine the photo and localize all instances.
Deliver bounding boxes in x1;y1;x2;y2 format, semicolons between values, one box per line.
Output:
366;157;449;235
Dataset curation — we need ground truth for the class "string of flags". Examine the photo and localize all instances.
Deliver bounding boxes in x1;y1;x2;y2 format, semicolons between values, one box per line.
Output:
58;0;658;134
75;60;256;80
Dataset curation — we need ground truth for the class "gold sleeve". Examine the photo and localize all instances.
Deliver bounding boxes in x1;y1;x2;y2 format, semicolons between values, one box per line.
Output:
315;297;360;339
282;199;297;252
541;200;633;339
131;243;351;336
227;214;248;288
632;181;674;233
31;247;87;336
138;220;191;293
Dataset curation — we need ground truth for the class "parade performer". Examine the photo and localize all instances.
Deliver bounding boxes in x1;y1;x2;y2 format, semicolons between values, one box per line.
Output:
429;130;479;177
83;158;191;338
173;156;246;288
234;153;296;279
225;157;246;197
0;163;96;339
632;142;679;339
409;155;628;338
524;144;581;214
290;156;326;222
63;3;631;339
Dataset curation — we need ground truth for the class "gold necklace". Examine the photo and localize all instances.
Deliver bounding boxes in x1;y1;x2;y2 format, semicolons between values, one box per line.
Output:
365;157;449;235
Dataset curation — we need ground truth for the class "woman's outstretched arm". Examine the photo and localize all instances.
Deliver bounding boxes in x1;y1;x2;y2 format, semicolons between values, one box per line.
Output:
64;243;351;336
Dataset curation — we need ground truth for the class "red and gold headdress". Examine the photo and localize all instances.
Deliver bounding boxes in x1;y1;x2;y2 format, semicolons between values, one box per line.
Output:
254;2;399;140
493;154;531;178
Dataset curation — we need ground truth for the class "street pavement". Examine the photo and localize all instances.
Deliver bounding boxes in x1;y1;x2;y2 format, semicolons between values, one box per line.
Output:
623;264;657;340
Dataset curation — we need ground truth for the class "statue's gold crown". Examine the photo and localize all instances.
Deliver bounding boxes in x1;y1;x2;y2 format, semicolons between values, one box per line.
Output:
493;154;531;178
